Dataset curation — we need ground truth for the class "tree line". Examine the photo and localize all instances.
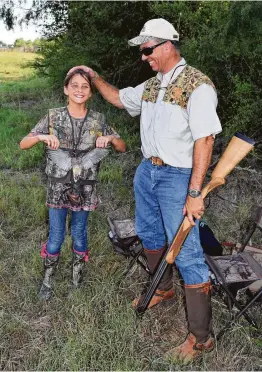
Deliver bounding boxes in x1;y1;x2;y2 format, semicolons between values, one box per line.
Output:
0;38;43;50
13;38;42;48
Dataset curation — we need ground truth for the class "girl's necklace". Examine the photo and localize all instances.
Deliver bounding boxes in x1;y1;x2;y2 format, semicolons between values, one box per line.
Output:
66;107;89;157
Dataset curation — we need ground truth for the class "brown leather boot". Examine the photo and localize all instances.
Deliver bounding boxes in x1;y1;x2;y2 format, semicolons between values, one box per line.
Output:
132;246;174;309
165;282;214;364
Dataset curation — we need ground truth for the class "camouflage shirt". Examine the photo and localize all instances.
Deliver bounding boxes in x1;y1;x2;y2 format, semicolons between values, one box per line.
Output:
31;107;119;211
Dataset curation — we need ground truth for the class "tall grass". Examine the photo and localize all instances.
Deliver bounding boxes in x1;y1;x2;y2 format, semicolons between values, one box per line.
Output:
0;51;262;371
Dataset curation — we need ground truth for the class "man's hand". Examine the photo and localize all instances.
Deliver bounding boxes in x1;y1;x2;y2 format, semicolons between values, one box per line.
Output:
183;195;204;226
37;134;60;150
96;135;114;148
67;65;96;79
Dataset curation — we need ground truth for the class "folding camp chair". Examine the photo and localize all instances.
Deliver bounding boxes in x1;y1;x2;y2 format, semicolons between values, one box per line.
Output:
107;217;149;276
206;205;262;338
205;252;262;338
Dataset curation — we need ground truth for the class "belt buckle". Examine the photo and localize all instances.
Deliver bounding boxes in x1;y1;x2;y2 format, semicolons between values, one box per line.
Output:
151;157;157;166
151;157;163;166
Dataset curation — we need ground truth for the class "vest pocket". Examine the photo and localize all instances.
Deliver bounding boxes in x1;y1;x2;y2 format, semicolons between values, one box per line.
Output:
163;86;188;109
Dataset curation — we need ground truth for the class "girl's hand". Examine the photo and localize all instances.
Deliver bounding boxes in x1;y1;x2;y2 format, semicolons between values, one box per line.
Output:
96;135;114;148
38;134;60;150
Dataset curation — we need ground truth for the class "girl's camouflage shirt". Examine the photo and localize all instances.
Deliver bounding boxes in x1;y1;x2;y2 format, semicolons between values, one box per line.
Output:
31;107;119;211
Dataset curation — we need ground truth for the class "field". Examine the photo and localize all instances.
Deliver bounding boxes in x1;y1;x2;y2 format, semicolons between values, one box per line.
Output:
0;51;262;371
0;51;37;82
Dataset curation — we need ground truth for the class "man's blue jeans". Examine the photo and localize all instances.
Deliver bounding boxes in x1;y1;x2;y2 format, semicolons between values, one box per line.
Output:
46;208;89;256
134;158;209;285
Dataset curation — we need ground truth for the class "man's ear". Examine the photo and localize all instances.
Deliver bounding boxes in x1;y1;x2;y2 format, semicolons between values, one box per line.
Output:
167;40;173;51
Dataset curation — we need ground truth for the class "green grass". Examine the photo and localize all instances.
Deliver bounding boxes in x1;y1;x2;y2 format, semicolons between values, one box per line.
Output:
0;171;46;238
0;108;45;170
1;51;262;371
0;51;37;81
0;75;50;103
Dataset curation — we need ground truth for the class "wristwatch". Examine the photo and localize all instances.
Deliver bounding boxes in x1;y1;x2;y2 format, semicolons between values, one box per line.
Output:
188;189;201;198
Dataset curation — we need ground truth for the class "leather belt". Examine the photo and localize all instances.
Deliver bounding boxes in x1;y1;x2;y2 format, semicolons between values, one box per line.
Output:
149;156;166;166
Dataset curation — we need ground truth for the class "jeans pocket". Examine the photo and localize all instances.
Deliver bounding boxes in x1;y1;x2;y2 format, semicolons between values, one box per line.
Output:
169;166;192;175
177;167;191;175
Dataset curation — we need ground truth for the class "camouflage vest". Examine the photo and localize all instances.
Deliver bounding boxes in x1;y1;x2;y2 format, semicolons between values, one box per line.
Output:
45;107;108;184
142;65;215;109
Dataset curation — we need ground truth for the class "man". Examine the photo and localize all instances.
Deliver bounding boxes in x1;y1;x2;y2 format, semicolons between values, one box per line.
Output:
70;18;222;363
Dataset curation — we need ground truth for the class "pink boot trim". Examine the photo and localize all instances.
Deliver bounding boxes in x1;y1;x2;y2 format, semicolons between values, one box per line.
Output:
73;247;89;262
40;241;60;258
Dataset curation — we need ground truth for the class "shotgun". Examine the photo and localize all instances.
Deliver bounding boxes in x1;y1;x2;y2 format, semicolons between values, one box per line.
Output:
136;132;256;314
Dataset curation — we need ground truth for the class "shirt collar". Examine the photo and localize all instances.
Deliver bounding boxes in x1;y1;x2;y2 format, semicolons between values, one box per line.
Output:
157;58;187;86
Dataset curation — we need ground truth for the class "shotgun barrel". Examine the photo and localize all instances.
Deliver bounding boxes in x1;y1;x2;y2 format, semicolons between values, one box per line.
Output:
136;250;171;314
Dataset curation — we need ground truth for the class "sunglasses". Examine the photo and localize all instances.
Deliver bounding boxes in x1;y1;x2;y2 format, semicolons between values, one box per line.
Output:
140;41;167;56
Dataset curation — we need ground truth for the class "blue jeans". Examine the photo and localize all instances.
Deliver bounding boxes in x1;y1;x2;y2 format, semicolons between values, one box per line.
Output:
134;158;209;285
46;208;89;256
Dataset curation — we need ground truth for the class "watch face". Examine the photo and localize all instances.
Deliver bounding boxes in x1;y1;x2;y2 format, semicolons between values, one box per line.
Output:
189;189;201;198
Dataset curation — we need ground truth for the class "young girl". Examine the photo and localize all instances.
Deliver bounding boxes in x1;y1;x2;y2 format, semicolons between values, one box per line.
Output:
20;69;126;300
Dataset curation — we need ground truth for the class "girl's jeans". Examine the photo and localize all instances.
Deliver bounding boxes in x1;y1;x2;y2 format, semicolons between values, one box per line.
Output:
46;208;89;256
134;158;209;285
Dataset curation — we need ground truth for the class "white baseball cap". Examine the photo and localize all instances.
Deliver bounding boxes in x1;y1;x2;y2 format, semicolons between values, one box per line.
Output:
128;18;179;46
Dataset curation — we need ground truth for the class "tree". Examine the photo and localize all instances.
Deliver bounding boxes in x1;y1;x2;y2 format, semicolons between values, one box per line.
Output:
0;0;16;30
14;38;26;47
33;38;41;47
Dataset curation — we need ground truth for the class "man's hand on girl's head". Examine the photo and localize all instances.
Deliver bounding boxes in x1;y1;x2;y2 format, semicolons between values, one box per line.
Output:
67;65;96;79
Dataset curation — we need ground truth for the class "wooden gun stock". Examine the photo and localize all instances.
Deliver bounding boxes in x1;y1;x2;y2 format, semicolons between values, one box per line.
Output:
166;133;255;264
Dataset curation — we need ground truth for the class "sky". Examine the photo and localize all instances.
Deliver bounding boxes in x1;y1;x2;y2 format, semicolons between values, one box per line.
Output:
0;21;40;45
0;0;40;45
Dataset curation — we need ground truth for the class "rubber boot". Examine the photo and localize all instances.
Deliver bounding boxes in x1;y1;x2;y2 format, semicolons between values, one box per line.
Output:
132;246;174;309
72;251;88;287
38;254;59;300
165;282;214;364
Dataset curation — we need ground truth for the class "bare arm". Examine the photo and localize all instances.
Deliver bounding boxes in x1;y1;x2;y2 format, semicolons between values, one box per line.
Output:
111;136;126;152
189;135;214;191
20;133;40;149
20;133;60;150
184;135;214;225
93;73;124;109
